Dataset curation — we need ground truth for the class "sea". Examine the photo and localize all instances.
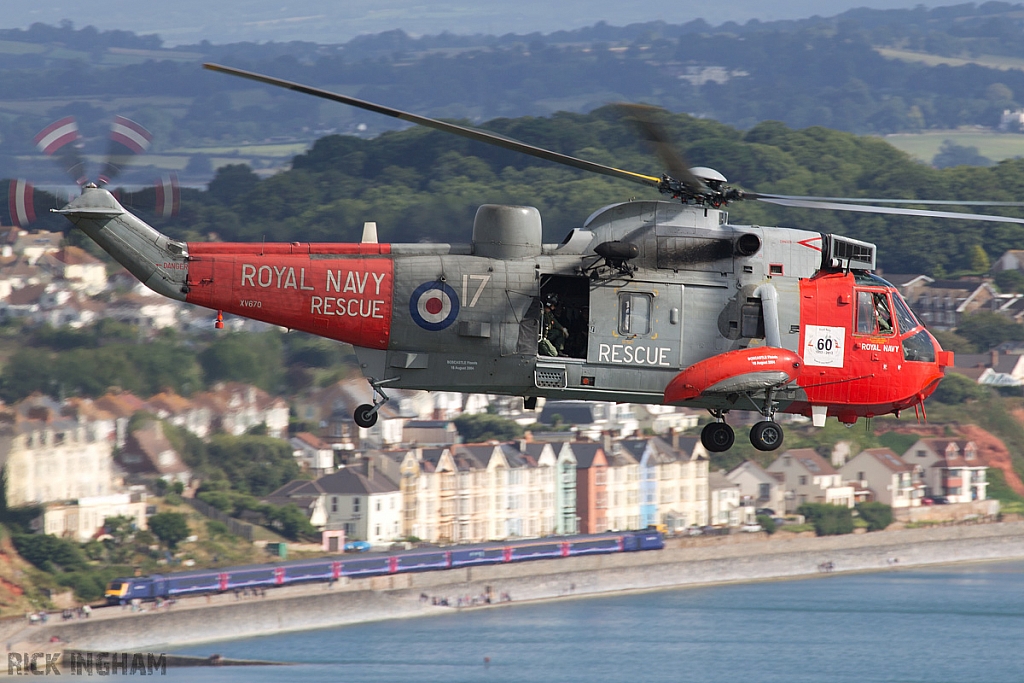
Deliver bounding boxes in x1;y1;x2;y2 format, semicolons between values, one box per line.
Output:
166;560;1024;683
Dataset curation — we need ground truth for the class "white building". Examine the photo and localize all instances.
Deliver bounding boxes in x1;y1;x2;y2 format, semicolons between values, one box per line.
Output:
40;493;148;541
902;439;989;503
4;413;115;507
767;448;855;512
840;448;922;508
726;460;787;515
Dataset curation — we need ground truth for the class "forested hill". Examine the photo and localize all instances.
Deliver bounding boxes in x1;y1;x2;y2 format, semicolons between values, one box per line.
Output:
133;110;1024;278
5;3;1024;159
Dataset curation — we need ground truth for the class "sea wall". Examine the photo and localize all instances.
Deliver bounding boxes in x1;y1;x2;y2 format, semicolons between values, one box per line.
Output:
27;522;1024;652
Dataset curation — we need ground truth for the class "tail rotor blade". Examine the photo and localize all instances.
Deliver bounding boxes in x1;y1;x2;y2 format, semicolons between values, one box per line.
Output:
99;116;153;186
8;179;36;227
155;173;180;217
34;116;87;186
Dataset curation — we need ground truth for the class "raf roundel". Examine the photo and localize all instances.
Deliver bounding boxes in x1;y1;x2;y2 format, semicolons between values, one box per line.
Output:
410;281;460;331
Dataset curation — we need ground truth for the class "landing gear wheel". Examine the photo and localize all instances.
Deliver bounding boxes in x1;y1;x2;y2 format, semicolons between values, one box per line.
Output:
749;421;784;452
354;404;378;428
701;422;735;452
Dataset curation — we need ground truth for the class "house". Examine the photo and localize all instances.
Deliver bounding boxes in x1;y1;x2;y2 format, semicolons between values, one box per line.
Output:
402;420;459;446
104;292;181;329
708;470;752;527
290;432;335;476
604;445;639;531
262;479;329;529
95;390;151;447
147;390;212;439
726;459;787;514
839;448;922;508
192;382;289;439
767;448;855;512
2;401;115;507
993;249;1024;272
13;230;62;264
538;401;639;439
266;465;401;544
901;439;988;502
521;441;578;535
950;350;1024;387
904;279;997;331
39;492;148;542
119;420;190;485
573;443;609;534
41;246;107;295
617;436;709;531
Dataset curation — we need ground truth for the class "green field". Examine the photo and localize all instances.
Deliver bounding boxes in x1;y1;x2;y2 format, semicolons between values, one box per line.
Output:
875;47;1024;72
883;131;1024;164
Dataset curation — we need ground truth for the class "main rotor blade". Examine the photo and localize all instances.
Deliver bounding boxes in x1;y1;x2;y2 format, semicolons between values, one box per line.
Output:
757;197;1024;224
616;103;706;195
753;192;1024;207
204;63;661;189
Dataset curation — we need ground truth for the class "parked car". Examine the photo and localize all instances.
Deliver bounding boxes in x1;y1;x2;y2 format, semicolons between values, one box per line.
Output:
921;497;934;506
344;541;372;553
755;508;775;517
685;526;703;536
741;523;763;533
931;496;951;505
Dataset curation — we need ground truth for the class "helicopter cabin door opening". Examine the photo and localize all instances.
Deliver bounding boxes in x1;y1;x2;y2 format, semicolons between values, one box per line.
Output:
538;275;590;359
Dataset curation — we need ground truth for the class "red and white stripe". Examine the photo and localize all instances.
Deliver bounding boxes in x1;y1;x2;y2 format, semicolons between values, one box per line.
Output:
110;116;152;154
156;173;180;217
8;179;35;227
33;116;80;155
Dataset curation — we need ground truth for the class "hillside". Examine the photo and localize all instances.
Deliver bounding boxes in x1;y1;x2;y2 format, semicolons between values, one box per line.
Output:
7;6;1024;186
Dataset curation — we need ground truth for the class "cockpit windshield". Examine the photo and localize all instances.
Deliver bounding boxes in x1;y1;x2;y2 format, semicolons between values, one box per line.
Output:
891;292;920;334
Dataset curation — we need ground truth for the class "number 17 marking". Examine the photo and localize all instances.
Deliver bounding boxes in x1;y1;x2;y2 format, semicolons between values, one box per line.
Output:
462;274;490;308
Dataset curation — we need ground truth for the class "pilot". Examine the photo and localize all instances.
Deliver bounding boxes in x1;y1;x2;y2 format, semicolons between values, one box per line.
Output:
874;293;893;334
541;294;568;356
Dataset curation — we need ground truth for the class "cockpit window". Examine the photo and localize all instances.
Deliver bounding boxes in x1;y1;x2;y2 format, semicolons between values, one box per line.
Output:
892;293;920;334
903;329;936;363
856;290;895;335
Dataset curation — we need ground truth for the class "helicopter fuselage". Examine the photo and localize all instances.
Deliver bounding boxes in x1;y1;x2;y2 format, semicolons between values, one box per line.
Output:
58;187;950;446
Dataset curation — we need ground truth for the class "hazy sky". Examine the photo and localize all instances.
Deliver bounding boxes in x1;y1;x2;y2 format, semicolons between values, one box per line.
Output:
6;1;967;46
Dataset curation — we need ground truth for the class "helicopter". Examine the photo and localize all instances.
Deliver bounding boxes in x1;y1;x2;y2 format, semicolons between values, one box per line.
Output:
50;63;1024;453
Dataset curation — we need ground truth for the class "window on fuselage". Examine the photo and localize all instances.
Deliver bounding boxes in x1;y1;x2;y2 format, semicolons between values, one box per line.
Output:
856;290;895;336
618;292;652;336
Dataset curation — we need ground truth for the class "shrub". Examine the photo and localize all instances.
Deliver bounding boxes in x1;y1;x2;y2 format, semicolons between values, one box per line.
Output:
12;534;87;572
148;512;190;549
756;514;777;535
855;502;893;531
796;503;854;536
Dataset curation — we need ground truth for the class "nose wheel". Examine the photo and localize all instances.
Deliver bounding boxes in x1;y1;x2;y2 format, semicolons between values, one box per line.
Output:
353;377;397;429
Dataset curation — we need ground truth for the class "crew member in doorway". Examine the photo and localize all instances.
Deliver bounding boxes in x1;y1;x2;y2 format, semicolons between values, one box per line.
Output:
540;294;568;356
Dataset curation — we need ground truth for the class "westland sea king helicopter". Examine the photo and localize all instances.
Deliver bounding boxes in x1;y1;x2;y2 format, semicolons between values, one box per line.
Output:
49;63;1024;452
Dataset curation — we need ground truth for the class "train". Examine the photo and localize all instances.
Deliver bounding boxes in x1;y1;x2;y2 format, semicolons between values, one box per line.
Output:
104;531;664;605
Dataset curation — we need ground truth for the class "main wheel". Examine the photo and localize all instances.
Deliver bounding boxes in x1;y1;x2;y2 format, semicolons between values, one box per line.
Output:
749;421;784;451
701;422;735;452
354;404;378;428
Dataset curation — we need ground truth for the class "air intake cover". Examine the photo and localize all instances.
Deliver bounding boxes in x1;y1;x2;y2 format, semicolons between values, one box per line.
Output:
472;204;543;259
